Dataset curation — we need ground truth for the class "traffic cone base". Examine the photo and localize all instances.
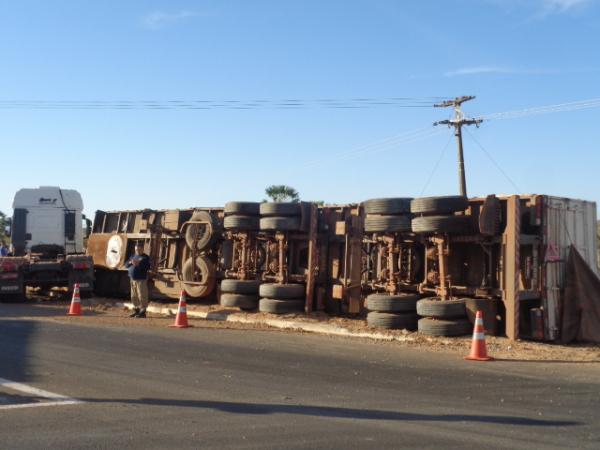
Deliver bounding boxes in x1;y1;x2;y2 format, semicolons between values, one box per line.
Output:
170;290;192;328
67;283;82;316
465;310;493;361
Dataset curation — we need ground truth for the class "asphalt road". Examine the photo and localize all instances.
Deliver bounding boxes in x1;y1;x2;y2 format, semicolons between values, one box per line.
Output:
1;303;599;449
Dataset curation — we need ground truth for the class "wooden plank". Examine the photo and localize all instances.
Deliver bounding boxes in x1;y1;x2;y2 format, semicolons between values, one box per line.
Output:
332;284;344;299
503;195;521;340
330;246;340;279
335;221;347;235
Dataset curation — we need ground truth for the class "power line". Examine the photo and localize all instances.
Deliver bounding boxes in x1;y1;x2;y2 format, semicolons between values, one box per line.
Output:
480;97;600;121
298;95;600;172
0;97;446;110
419;132;454;196
300;127;442;168
301;127;431;167
464;127;522;193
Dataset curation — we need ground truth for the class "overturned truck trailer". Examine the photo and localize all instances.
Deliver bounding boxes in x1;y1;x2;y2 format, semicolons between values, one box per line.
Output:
87;194;598;343
87;204;363;309
361;194;598;342
87;208;225;300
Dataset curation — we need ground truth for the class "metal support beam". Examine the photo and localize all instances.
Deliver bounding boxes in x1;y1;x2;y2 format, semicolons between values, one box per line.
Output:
434;236;450;300
305;204;318;314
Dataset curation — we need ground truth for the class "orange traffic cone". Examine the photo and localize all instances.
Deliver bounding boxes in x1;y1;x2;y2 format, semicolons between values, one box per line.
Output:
465;310;493;361
67;283;82;316
169;290;192;328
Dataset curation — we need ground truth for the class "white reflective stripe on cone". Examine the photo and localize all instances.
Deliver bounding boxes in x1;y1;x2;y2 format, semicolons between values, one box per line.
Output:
473;332;486;340
475;318;484;326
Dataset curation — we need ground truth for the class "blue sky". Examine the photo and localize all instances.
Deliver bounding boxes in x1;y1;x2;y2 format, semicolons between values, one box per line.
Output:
1;0;599;217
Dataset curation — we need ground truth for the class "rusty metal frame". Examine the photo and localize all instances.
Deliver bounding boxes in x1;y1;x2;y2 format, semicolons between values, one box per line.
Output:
433;236;451;299
224;230;265;281
304;203;318;313
364;233;420;295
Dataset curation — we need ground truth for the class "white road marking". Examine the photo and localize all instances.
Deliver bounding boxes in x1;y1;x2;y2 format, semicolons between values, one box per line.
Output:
0;400;82;410
0;377;83;410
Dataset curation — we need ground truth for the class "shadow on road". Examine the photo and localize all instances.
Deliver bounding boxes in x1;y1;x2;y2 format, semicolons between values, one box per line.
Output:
0;302;101;318
83;398;579;427
0;319;37;382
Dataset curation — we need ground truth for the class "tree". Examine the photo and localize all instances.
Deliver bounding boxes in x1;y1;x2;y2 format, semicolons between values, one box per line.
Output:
264;185;300;203
0;211;10;244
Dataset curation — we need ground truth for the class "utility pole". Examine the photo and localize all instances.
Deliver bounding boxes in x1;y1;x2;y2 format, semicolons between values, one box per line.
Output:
433;96;482;197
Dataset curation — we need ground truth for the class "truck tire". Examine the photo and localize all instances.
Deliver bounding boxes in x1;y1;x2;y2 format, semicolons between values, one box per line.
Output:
223;215;260;230
418;317;471;336
182;256;216;298
365;215;412;233
220;279;261;295
365;293;419;312
221;293;259;310
259;202;301;217
363;198;412;215
259;298;305;314
185;211;218;251
410;196;469;215
416;298;467;319
224;201;260;216
259;216;301;231
367;312;418;330
259;283;305;299
411;215;472;234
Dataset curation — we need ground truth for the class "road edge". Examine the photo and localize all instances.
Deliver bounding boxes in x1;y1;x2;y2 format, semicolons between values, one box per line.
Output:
118;302;416;343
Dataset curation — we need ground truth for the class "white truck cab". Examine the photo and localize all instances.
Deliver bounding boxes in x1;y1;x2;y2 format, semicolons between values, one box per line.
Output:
0;187;94;299
11;186;89;256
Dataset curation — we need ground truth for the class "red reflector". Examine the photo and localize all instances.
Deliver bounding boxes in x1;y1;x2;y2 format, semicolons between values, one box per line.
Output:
0;262;17;272
72;262;90;270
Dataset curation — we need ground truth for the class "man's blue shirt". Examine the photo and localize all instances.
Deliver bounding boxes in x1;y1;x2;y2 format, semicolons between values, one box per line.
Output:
126;253;150;280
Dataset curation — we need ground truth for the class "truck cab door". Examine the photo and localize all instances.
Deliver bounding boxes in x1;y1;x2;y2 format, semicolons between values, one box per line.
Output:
11;208;29;256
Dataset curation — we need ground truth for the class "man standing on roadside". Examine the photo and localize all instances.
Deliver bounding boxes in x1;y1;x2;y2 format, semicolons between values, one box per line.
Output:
125;242;150;318
0;241;8;257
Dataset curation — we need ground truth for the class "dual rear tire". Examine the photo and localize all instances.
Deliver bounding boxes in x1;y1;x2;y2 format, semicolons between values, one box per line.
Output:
220;279;261;310
365;292;419;330
259;203;303;232
224;202;261;231
416;297;471;337
362;198;412;234
258;283;305;314
410;196;472;235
